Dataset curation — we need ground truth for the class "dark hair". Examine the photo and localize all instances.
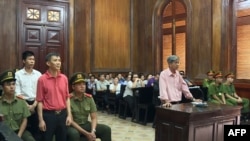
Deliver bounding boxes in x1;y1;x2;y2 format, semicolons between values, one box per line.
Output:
45;52;60;62
90;74;96;78
98;73;105;78
22;51;34;60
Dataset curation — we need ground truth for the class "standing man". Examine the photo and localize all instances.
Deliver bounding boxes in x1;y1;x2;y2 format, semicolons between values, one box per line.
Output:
36;52;72;141
159;55;200;107
0;70;35;141
67;72;111;141
123;73;144;117
15;51;42;136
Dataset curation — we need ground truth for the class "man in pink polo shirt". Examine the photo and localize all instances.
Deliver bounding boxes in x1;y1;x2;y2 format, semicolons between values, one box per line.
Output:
36;52;72;141
159;55;200;107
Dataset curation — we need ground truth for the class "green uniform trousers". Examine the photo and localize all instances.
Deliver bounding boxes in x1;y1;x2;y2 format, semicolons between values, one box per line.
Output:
209;99;235;106
226;98;250;111
15;130;35;141
67;121;111;141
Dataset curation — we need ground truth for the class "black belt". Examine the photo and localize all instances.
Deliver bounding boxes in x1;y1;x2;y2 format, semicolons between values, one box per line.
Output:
171;101;181;104
43;109;66;115
26;100;35;105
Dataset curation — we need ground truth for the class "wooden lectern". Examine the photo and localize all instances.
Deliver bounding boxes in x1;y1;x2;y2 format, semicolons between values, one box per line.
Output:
155;103;241;141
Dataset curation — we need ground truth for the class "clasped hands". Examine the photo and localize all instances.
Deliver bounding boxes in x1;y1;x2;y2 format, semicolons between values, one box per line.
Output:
86;132;96;141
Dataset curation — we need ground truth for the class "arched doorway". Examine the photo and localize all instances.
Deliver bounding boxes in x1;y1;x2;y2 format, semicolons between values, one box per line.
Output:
152;0;192;73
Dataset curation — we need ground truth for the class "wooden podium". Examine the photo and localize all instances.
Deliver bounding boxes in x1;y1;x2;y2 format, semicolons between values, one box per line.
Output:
155;103;241;141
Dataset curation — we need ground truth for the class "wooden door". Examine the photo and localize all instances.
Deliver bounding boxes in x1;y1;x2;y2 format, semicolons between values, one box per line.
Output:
18;0;68;74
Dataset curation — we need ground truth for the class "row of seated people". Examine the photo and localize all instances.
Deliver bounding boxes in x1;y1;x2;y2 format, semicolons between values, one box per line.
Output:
85;72;160;111
181;69;250;123
84;72;161;125
86;72;160;87
202;70;250;123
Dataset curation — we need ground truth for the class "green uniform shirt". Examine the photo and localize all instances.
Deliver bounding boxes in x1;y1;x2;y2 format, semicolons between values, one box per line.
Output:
0;95;31;131
208;83;226;100
202;79;215;88
70;93;97;125
223;84;236;96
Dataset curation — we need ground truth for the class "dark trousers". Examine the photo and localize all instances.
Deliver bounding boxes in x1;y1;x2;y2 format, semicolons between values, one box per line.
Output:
124;95;135;113
115;94;122;111
42;109;67;141
67;121;111;141
26;101;39;136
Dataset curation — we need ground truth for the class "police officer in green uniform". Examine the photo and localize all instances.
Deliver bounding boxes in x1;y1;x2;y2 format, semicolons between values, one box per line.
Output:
202;70;215;88
0;70;35;141
208;71;234;106
223;72;249;112
67;72;112;141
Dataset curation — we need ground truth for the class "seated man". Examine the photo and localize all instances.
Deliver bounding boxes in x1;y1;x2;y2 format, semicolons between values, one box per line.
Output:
202;70;215;88
67;72;111;141
108;76;121;113
208;71;234;106
0;70;35;141
223;72;249;112
179;70;195;87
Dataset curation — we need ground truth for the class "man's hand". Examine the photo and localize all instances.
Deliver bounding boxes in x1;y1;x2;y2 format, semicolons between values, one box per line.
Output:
237;97;243;103
66;115;72;126
86;132;96;141
28;105;36;113
39;120;46;131
162;102;172;107
192;98;202;102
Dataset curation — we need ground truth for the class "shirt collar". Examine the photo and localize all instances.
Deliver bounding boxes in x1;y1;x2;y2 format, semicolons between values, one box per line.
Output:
20;68;35;75
1;94;18;103
45;70;62;78
166;68;178;77
71;92;86;101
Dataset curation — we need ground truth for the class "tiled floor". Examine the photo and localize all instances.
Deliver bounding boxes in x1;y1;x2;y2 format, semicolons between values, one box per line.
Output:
96;111;155;141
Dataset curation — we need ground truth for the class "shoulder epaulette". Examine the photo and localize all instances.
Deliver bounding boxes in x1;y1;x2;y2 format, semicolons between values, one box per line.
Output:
84;93;92;98
210;82;216;85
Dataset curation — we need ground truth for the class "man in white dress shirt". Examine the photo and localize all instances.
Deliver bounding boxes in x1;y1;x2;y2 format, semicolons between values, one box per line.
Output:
15;51;42;137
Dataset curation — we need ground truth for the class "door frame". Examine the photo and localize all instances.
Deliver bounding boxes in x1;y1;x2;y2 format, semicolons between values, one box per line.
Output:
17;0;69;75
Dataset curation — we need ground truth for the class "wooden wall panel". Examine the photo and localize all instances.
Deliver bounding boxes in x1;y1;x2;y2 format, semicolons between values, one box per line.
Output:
189;0;212;79
72;0;157;74
211;0;222;72
92;0;131;72
134;0;157;74
237;25;250;79
0;0;17;71
73;0;91;74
